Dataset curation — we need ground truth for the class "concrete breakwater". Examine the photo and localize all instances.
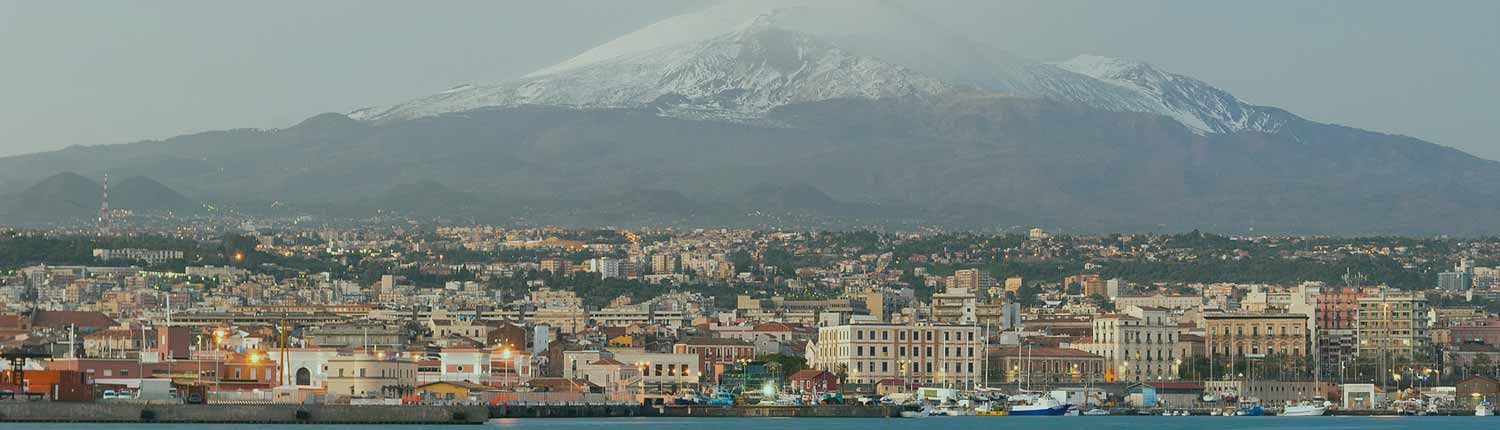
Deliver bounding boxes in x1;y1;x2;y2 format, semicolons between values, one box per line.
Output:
489;404;656;418
0;403;491;424
0;402;901;423
489;404;900;419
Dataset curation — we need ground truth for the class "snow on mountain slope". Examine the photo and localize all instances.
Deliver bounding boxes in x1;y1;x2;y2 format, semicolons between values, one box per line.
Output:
351;1;1294;135
350;15;952;123
1055;54;1287;134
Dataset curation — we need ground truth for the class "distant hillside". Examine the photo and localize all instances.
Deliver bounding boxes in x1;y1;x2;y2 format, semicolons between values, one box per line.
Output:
112;176;197;213
0;172;197;225
4;172;102;222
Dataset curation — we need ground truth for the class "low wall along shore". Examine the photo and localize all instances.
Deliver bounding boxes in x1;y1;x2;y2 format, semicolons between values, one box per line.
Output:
0;403;490;424
0;402;903;423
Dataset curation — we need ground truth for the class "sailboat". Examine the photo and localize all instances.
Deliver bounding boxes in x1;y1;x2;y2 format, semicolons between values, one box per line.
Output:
1006;332;1070;416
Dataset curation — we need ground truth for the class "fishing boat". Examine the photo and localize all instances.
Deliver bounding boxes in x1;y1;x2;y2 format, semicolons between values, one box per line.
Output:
1082;408;1110;416
1477;400;1494;417
1008;395;1071;416
1236;404;1265;416
975;401;1009;416
1281;400;1329;416
900;405;940;418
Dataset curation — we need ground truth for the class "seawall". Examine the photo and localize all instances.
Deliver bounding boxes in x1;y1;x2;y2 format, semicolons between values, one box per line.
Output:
661;405;902;418
0;403;490;424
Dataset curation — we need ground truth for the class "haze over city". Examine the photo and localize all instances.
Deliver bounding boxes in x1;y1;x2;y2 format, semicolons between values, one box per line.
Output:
3;1;1500;427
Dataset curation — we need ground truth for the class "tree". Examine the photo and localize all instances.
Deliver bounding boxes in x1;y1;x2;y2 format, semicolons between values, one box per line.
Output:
1179;356;1212;380
1088;295;1115;312
1471;353;1494;379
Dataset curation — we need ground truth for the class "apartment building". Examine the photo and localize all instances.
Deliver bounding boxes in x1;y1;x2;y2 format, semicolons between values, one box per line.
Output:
1075;306;1190;381
1356;290;1431;360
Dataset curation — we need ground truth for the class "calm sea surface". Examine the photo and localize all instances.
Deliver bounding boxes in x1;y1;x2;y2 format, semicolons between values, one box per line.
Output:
0;416;1495;430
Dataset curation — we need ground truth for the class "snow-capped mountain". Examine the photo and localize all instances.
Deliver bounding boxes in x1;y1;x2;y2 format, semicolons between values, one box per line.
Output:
351;1;1288;135
1055;55;1286;134
350;15;953;123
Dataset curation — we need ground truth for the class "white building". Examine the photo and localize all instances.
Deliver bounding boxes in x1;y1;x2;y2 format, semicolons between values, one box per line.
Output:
1072;306;1189;382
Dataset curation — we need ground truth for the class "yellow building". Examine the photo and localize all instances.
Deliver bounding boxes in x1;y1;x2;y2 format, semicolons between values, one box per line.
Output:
415;380;495;403
1204;313;1309;358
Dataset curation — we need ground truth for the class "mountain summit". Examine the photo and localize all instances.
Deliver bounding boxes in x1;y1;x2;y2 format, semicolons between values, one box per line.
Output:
350;1;1286;135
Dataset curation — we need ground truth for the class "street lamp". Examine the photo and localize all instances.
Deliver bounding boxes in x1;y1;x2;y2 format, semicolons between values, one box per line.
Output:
501;347;513;389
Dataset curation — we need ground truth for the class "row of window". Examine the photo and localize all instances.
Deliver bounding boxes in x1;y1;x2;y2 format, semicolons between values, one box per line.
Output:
852;360;977;374
847;328;977;343
850;345;977;359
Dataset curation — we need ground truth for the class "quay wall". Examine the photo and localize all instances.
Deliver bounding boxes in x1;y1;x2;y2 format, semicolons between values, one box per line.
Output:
661;405;901;418
0;402;489;424
490;404;656;418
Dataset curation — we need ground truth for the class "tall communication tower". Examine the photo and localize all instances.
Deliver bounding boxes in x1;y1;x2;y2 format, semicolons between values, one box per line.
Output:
99;173;111;235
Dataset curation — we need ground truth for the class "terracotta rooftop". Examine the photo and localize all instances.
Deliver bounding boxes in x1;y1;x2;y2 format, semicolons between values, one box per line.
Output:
30;311;117;331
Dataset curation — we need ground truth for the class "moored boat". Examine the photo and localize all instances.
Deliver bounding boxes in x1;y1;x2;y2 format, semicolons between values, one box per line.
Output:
1282;401;1329;416
1008;396;1071;416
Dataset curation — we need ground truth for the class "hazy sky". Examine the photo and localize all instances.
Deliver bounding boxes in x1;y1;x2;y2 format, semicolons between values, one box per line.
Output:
2;1;1497;159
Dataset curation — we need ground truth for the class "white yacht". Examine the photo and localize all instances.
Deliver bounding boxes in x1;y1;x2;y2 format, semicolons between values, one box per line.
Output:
1281;401;1328;417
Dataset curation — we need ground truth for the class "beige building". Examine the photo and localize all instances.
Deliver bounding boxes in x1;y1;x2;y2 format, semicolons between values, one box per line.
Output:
992;346;1105;384
931;286;979;324
529;307;588;334
1004;277;1024;293
650;253;678;274
530;288;582;309
947;269;994;292
1115;294;1202;310
1075;306;1190;382
1356;291;1430;360
326;353;418;400
564;349;699;394
812;322;984;388
1204;313;1309;358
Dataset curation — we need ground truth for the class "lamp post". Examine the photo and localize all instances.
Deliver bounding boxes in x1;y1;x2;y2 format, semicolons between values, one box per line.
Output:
501;347;513;390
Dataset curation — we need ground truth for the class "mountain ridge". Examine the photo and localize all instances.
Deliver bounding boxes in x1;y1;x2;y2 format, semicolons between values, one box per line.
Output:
0;2;1495;235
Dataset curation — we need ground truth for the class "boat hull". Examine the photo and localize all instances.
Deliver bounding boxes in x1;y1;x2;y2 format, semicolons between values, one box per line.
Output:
1009;405;1071;416
1280;406;1326;416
